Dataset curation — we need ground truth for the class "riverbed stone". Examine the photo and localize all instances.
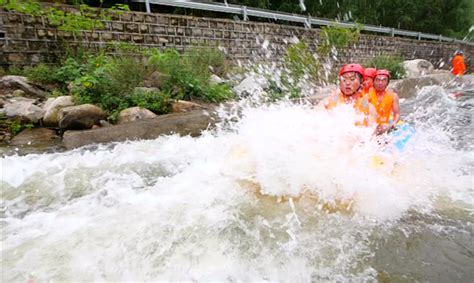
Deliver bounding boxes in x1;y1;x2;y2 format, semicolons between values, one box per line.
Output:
62;109;218;149
10;128;59;146
4;97;44;123
58;104;107;132
117;107;158;124
0;75;47;100
403;59;434;78
42;96;75;126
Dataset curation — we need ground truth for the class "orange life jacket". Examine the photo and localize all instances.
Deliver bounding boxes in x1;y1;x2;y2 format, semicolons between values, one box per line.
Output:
368;88;394;125
452;55;466;76
324;91;370;126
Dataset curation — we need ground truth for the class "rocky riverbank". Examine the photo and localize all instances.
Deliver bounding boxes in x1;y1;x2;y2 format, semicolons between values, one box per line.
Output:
1;59;472;153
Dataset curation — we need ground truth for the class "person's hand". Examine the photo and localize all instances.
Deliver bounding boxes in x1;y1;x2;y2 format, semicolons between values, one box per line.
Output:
374;124;391;135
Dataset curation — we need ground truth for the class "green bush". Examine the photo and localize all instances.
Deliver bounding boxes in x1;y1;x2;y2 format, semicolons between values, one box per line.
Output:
23;63;57;85
284;40;319;82
366;55;406;79
147;47;233;103
317;24;361;55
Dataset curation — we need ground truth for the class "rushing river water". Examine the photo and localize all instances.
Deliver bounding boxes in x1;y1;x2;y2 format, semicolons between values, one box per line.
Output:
1;82;473;282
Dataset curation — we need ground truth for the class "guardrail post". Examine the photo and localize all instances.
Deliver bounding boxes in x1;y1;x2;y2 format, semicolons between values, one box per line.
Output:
417;32;421;40
145;0;151;13
391;28;395;37
305;15;311;28
242;6;248;21
438;34;442;42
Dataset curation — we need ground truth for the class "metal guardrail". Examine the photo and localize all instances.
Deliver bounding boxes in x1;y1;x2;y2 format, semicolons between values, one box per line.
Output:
132;0;473;46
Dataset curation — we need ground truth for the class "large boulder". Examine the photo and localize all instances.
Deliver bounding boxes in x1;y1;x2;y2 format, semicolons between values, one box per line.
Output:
0;75;47;100
42;96;75;126
58;104;107;132
390;77;439;99
117;107;157;124
402;59;434;78
3;97;44;123
10;128;59;147
62;109;219;149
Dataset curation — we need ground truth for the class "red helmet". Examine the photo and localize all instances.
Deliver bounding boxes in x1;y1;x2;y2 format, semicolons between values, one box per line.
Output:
364;68;377;79
375;69;391;79
339;64;364;77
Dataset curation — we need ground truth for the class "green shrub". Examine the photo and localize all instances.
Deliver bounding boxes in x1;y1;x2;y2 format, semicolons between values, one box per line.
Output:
284;40;319;82
317;24;361;55
8;120;34;136
24;64;57;85
131;89;172;115
147;47;233;103
366;55;406;79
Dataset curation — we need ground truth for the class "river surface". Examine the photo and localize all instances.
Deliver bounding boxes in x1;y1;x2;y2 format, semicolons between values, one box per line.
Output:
1;84;473;282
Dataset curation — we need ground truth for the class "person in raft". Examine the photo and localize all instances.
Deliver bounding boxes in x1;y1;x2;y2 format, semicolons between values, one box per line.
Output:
320;63;376;126
366;69;401;135
451;50;466;77
361;67;377;96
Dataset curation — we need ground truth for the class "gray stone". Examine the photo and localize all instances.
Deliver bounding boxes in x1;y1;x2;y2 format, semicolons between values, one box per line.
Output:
233;74;268;97
402;59;434;78
10;128;59;146
0;76;47;100
390;77;440;99
58;104;107;132
62;109;219;149
4;97;44;123
117;107;158;124
42;96;75;126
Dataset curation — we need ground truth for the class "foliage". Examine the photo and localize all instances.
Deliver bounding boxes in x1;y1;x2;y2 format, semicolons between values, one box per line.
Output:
23;63;57;84
317;24;361;55
147;47;233;103
366;55;406;79
284;40;319;82
8;120;34;135
0;0;130;34
131;89;172;115
226;0;473;41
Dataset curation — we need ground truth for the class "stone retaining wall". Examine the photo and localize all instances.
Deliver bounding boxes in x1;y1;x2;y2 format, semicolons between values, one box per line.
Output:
0;6;472;72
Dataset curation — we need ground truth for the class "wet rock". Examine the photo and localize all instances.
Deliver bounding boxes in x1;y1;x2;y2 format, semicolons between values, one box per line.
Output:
10;128;59;147
62;109;219;149
390;77;439;99
403;59;434;78
0;75;47;100
117;107;157;124
42;96;75;126
4;97;44;123
233;74;268;97
58;104;107;132
172;100;208;113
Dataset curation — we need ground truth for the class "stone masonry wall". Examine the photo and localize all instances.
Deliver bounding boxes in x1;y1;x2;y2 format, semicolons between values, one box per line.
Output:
0;6;472;72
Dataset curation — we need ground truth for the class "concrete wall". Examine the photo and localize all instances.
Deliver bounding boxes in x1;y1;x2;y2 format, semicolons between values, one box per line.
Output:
1;6;472;72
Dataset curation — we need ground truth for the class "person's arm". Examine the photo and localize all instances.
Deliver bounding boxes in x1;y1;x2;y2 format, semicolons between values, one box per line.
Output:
391;92;400;127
